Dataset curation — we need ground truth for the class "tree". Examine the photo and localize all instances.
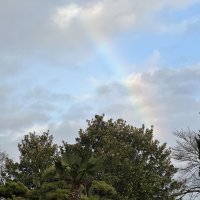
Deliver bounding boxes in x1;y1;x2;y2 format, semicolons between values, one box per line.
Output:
0;181;28;199
28;166;69;200
0;151;6;183
195;134;200;176
88;180;117;199
55;147;101;200
75;115;182;200
173;129;200;199
2;131;58;190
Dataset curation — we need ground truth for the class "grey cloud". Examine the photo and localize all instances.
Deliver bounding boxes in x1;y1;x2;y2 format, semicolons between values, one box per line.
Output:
0;0;94;70
2;65;200;157
0;84;72;137
140;67;200;96
1;0;199;73
184;18;200;35
0;111;48;133
0;84;12;105
0;136;21;160
77;66;200;144
89;81;142;125
48;104;94;144
49;120;83;145
0;59;24;77
0;80;85;156
126;66;200;138
30;65;200;145
1;0;200;158
23;86;72;104
92;82;139;124
96;81;128;98
0;86;53;134
65;104;93;120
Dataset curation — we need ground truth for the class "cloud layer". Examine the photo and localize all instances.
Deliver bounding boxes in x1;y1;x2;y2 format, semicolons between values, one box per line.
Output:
0;0;200;158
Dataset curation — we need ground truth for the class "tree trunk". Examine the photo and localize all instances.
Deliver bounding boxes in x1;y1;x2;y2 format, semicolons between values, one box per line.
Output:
68;187;82;200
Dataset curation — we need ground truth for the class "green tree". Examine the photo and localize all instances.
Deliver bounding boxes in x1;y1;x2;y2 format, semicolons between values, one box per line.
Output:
0;181;28;199
55;148;100;200
38;166;69;200
75;115;182;200
88;180;116;199
2;131;58;190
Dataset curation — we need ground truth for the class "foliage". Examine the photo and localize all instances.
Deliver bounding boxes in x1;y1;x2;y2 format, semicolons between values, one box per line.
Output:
0;115;184;200
38;166;69;200
7;197;26;200
89;180;116;199
173;129;200;199
55;148;101;200
2;131;58;190
76;115;182;200
0;181;28;199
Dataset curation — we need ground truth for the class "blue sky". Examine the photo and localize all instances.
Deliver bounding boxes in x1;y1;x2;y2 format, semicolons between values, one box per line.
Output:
1;0;200;161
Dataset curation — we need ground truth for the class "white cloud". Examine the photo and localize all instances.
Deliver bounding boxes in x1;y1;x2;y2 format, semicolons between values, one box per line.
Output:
145;50;162;69
1;65;200;156
0;0;199;72
53;0;200;37
124;65;200;141
159;16;200;34
68;64;200;144
53;2;104;29
0;0;200;158
53;4;82;28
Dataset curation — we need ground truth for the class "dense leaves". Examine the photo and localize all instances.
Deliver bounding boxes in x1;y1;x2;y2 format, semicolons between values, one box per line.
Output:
0;115;183;200
38;166;69;200
55;149;101;200
0;181;28;199
2;131;58;189
89;180;117;198
76;115;182;199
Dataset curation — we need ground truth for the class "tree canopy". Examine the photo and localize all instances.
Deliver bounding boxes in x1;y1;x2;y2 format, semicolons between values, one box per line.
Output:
2;131;58;189
55;149;101;200
0;115;183;200
75;115;182;200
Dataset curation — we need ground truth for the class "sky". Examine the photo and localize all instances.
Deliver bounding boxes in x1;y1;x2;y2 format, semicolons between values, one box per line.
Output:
1;0;200;159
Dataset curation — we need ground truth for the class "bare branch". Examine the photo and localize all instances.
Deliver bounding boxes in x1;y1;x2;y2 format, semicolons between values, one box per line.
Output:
173;129;200;200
